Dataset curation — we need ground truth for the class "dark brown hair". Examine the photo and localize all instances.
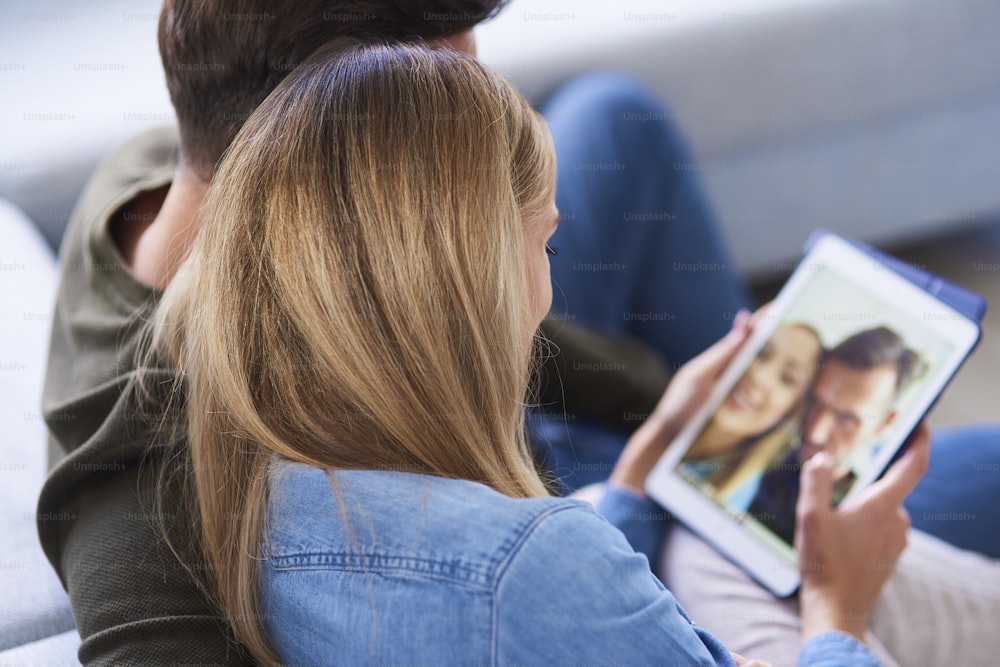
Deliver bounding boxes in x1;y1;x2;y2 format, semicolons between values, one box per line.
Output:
827;326;926;396
157;0;508;173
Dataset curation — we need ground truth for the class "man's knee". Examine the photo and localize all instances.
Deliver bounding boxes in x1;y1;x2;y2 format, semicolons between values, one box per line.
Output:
542;71;687;159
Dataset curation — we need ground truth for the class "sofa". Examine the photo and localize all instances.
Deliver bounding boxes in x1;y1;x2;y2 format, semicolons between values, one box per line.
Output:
2;0;998;660
0;203;79;662
476;0;1000;275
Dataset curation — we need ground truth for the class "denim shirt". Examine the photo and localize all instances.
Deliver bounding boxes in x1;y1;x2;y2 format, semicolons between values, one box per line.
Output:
261;459;879;666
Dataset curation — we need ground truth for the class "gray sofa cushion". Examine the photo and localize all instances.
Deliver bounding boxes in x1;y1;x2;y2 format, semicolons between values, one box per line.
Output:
0;200;75;652
0;630;82;666
0;0;168;251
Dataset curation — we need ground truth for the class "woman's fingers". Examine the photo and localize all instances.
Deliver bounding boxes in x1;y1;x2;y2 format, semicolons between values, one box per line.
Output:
685;310;753;380
615;302;772;496
796;422;929;642
795;453;835;536
730;651;773;667
731;308;750;331
747;301;774;329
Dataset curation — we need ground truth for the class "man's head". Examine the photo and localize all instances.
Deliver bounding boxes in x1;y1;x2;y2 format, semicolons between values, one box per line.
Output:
799;326;924;476
158;0;507;175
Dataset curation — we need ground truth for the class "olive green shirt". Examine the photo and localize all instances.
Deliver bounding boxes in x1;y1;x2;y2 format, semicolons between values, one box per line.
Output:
38;127;252;666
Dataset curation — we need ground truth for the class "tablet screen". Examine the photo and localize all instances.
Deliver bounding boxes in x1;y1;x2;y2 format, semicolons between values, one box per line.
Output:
647;233;982;595
675;256;958;558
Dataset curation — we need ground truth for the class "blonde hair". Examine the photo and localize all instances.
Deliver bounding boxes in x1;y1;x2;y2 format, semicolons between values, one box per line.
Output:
714;410;801;501
152;41;555;665
682;322;822;499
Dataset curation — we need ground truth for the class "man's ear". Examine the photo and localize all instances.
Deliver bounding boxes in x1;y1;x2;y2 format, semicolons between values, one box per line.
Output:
433;30;477;56
877;408;898;434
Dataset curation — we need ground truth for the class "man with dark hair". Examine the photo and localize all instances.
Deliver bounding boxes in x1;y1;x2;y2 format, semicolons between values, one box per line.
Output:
747;326;925;544
158;1;493;175
117;0;499;288
39;1;748;663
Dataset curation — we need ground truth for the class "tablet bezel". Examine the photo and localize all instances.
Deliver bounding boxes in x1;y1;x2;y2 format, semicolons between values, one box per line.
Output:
645;232;982;597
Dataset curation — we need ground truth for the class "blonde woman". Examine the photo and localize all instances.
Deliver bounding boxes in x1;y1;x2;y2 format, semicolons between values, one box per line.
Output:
679;323;824;511
151;41;927;666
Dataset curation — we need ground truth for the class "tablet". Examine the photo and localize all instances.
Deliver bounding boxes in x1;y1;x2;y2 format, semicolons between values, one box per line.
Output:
645;230;985;597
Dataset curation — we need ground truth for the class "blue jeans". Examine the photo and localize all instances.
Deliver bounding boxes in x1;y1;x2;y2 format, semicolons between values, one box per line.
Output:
906;425;1000;557
533;71;750;491
534;71;1000;559
543;72;751;365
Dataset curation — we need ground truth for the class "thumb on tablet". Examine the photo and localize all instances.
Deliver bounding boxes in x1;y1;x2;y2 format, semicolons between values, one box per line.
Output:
796;443;915;642
797;452;835;520
795;452;834;572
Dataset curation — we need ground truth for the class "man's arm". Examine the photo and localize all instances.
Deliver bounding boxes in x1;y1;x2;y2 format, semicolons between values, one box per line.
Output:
536;319;671;429
57;463;253;666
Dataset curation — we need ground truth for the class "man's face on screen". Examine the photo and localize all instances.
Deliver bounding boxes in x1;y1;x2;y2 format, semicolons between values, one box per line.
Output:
798;359;898;478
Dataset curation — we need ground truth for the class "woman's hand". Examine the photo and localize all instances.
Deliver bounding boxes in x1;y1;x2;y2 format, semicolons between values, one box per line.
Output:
608;307;761;496
730;652;772;667
796;422;931;642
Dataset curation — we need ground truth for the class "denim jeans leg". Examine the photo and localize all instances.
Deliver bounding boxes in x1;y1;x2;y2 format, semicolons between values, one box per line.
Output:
541;71;752;367
905;425;1000;558
532;72;752;493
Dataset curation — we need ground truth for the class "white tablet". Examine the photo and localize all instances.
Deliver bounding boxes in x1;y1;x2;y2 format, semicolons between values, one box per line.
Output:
645;231;984;597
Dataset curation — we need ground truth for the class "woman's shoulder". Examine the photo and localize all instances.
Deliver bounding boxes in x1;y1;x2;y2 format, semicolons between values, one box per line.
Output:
264;458;600;584
261;459;737;667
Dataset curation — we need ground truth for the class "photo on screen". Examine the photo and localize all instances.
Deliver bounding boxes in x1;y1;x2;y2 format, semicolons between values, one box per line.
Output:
676;263;953;547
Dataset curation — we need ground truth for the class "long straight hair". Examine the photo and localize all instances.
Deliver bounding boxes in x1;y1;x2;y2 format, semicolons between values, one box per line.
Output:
152;41;555;664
